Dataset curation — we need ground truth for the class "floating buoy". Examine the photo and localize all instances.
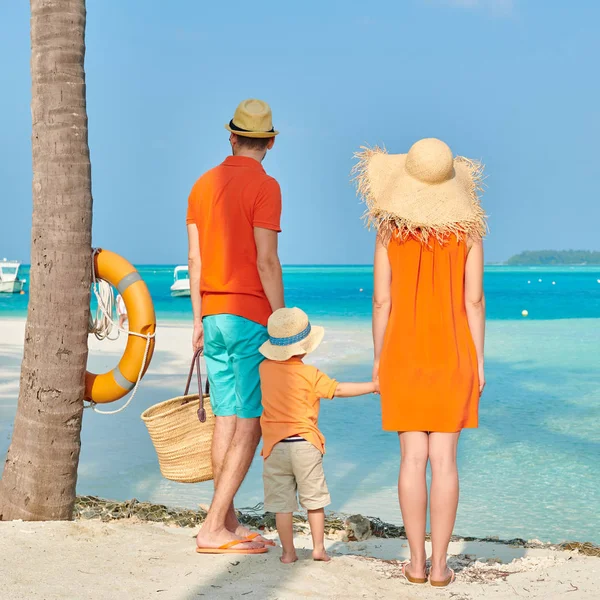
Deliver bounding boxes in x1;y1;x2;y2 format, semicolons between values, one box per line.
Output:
552;281;556;285
538;279;542;283
522;310;529;317
85;249;156;403
359;288;364;292
527;280;531;284
597;279;600;284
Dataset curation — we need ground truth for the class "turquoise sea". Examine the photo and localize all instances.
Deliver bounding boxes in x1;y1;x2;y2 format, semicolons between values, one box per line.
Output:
3;265;600;322
1;265;599;544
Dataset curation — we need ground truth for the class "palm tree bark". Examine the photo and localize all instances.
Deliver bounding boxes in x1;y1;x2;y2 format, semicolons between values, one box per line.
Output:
0;0;92;520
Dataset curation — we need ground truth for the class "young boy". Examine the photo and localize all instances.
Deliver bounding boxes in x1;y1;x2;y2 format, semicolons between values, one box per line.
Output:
259;307;377;563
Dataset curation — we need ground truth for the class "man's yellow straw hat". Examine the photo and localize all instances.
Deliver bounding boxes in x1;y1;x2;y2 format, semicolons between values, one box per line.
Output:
225;99;279;139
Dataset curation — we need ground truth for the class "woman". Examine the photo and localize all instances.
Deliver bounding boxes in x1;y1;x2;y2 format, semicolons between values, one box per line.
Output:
355;138;486;587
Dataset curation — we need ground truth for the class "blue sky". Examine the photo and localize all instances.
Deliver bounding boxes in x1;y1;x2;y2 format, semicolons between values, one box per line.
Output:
1;0;599;264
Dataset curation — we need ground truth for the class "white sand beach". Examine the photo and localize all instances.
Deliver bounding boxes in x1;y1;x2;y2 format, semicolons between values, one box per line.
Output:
0;518;598;599
1;316;599;598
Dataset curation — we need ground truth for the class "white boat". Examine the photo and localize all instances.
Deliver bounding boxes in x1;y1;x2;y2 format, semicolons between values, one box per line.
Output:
0;259;26;294
170;265;190;297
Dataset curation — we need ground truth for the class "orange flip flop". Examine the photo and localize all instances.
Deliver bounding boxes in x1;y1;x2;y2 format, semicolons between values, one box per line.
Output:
430;568;455;587
196;536;269;555
246;532;276;547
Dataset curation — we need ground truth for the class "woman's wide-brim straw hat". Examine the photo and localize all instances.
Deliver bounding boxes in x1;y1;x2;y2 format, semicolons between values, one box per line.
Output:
353;138;487;244
225;98;279;138
260;307;324;362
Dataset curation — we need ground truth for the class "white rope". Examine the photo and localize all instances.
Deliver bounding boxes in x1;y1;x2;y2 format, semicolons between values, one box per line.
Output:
85;330;153;415
85;249;156;415
89;279;119;341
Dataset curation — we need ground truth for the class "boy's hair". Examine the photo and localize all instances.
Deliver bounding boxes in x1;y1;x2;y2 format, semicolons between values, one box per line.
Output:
235;135;273;152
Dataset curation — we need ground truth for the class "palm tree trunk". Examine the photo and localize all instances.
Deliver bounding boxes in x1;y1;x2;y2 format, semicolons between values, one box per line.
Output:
0;0;92;521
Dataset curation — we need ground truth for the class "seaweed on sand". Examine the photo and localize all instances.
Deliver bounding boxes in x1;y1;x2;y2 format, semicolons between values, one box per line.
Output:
73;496;600;557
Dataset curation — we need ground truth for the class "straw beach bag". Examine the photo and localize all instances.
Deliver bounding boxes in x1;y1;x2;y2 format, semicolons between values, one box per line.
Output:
141;349;215;483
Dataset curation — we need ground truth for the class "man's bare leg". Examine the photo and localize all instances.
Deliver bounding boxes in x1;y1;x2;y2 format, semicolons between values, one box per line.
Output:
210;415;237;526
208;416;273;545
196;417;263;549
211;415;237;488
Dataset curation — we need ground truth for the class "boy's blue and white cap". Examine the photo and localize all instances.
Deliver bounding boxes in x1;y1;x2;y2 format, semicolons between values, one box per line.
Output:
259;307;325;361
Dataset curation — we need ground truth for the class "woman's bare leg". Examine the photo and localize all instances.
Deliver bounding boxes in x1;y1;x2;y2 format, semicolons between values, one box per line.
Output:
398;431;429;579
428;432;460;582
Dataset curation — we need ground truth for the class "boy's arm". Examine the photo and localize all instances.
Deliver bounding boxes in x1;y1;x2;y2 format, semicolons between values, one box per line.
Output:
314;368;378;400
254;227;284;311
334;381;377;398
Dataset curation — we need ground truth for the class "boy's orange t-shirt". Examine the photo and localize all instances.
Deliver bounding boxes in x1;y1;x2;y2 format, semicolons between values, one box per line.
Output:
186;156;282;326
259;357;338;459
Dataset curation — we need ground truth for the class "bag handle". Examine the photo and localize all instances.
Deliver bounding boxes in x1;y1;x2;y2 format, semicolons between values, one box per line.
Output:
184;347;210;423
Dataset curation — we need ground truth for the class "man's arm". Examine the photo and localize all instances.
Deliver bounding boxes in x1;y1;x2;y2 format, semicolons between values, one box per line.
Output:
254;227;284;312
187;223;203;350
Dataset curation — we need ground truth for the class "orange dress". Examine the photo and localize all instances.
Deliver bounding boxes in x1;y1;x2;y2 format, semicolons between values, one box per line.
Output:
379;235;479;432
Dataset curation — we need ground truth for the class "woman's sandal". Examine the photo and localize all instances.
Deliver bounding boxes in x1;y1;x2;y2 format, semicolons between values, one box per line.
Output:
401;562;428;584
430;568;456;587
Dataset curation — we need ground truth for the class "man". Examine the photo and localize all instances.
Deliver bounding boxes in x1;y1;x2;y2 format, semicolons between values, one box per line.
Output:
187;99;284;553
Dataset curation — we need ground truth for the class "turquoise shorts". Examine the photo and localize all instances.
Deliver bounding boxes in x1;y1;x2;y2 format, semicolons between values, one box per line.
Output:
203;314;268;419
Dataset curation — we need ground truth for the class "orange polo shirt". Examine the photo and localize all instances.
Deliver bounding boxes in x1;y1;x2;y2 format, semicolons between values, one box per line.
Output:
186;156;282;326
259;357;338;459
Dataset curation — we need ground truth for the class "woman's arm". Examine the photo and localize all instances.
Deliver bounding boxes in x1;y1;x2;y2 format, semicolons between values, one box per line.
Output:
372;236;392;383
187;223;203;351
465;239;486;393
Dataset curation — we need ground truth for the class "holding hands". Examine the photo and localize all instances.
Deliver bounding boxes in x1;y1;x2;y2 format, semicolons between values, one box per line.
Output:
372;359;380;395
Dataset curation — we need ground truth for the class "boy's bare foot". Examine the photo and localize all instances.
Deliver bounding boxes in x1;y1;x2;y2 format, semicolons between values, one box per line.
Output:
312;547;331;562
280;550;298;564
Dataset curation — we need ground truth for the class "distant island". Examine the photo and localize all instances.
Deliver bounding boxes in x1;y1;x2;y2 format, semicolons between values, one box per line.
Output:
507;250;600;266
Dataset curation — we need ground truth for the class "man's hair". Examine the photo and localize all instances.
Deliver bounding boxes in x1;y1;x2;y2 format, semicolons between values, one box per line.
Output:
234;135;273;151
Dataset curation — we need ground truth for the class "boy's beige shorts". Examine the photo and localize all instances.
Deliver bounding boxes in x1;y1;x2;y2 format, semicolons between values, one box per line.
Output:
263;440;331;512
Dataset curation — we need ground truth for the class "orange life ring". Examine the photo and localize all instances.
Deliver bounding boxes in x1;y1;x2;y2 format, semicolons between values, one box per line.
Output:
85;249;156;403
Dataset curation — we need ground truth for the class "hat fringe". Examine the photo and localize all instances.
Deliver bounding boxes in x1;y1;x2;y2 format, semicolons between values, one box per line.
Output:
352;146;488;246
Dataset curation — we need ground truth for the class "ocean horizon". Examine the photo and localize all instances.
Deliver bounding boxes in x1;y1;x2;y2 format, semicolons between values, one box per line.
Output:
1;265;599;545
3;264;600;322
